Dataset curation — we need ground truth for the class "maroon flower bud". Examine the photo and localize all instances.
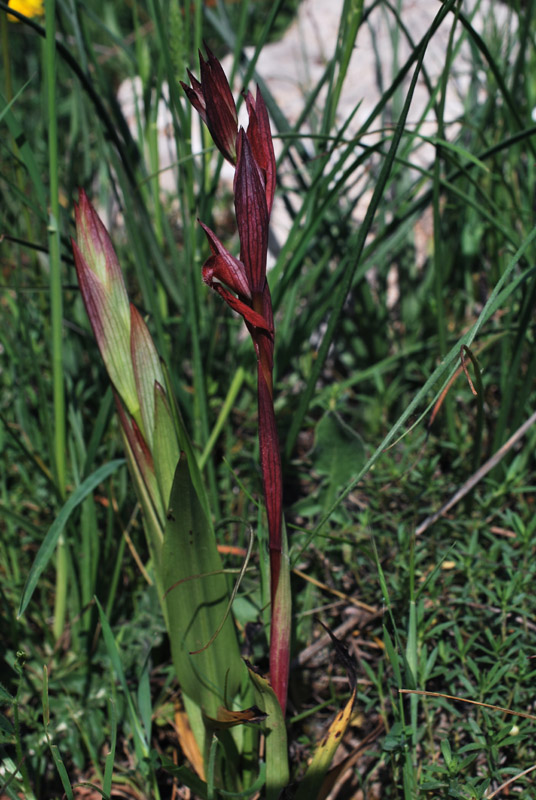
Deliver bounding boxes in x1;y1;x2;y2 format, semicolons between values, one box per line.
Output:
181;47;239;165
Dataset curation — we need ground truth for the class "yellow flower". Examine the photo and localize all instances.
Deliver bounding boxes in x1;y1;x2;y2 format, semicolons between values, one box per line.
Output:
7;0;45;22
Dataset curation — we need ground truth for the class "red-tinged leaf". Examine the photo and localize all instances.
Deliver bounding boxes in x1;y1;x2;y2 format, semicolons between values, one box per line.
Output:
115;397;153;476
234;129;269;294
73;240;138;416
74;189;126;294
245;87;276;215
114;395;165;527
72;239;108;348
130;304;164;447
199;221;251;298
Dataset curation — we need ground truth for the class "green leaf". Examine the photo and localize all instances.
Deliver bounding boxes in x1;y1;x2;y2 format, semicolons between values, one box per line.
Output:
441;738;453;769
160;456;246;719
95;598;149;762
247;664;289;800
48;746;73;800
160;359;213;523
0;89;47;214
18;459;125;618
102;699;117;799
0;78;33;123
313;411;366;490
0;683;14;702
0;712;14;738
160;758;209;799
218;761;266;797
153;383;180;512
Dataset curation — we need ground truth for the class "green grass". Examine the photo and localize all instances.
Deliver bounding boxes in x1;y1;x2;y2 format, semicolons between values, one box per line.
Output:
2;0;536;797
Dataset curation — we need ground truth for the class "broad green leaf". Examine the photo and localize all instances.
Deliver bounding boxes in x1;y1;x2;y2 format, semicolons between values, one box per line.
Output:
130;304;165;447
153;383;180;513
314;411;365;493
160;457;245;719
160;360;213;524
247;664;289;800
18;459;125;618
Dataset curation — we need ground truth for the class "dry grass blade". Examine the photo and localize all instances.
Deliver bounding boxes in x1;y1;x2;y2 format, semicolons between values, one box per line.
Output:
485;764;536;799
293;567;377;613
399;689;536;722
416;409;536;535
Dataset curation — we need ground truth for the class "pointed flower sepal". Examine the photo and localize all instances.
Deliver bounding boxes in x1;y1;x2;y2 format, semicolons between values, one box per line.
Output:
244;87;276;216
234;130;269;295
181;46;238;165
200;221;272;333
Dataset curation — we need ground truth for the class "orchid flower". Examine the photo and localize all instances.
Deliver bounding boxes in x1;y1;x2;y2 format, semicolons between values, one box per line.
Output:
181;46;239;166
183;51;290;713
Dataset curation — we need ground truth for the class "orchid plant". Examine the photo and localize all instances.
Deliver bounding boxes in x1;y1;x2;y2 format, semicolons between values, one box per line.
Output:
71;48;353;798
182;46;290;715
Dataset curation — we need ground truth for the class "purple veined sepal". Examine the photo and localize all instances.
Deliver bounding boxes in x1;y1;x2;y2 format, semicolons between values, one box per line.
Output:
244;87;276;216
234;129;269;295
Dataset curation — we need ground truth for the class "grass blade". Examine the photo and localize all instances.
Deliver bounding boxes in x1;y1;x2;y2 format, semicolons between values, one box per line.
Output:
18;459;125;617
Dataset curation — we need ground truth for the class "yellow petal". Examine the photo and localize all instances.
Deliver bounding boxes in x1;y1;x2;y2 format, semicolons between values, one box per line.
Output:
7;0;45;22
